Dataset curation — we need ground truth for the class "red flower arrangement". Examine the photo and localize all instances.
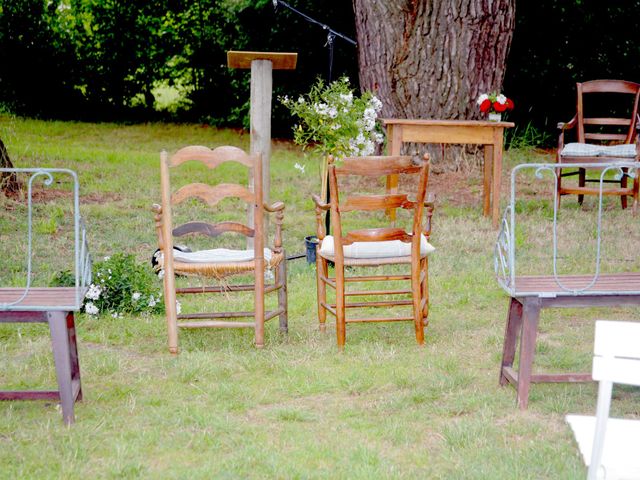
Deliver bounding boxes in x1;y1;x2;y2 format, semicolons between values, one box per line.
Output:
477;92;514;115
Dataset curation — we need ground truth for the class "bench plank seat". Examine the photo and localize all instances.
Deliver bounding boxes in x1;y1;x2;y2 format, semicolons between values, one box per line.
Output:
0;287;85;311
513;272;640;296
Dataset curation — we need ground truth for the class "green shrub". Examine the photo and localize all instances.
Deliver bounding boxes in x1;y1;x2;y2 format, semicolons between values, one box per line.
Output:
53;253;164;317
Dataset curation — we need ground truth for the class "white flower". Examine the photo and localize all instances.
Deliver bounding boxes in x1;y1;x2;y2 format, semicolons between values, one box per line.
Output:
176;300;182;315
314;102;330;116
496;94;507;104
294;162;306;174
361;139;375;156
111;312;122;319
148;295;157;307
85;284;102;301
85;302;99;316
297;96;305;104
132;292;141;301
370;96;383;112
362;107;377;131
339;92;353;105
477;93;489;104
103;256;110;261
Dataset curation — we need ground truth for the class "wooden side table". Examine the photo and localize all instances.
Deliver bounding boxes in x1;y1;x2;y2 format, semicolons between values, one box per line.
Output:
382;119;514;228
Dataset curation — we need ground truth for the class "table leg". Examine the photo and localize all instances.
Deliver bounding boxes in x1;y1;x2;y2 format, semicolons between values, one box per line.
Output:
492;129;504;229
483;144;493;217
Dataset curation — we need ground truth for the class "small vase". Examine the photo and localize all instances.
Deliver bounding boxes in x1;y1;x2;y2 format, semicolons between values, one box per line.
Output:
488;112;502;122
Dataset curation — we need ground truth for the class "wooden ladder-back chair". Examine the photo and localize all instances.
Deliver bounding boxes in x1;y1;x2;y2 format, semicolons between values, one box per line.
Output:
312;154;435;349
566;320;640;480
556;79;640;211
152;145;287;353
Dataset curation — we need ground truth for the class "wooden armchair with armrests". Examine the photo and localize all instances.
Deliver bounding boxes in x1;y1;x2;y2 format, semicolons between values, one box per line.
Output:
556;79;640;211
312;154;435;349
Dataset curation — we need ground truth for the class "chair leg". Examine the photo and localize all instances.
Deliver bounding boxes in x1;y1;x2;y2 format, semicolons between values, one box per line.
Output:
335;263;346;349
633;175;639;215
555;168;562;211
48;311;76;425
516;298;541;409
421;257;429;324
620;168;628;210
578;168;586;205
163;270;179;355
588;380;614;480
65;312;82;402
277;257;288;333
316;254;328;333
254;265;265;349
412;258;425;345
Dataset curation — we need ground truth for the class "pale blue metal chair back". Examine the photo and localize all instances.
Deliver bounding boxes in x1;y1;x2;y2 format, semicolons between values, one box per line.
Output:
0;168;91;311
495;161;640;297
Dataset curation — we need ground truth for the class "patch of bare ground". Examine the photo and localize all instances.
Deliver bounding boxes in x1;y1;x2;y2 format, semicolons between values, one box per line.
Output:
4;186;122;204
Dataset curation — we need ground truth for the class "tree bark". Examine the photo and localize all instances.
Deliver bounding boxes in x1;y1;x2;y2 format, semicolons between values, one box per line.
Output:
353;0;515;169
0;138;20;194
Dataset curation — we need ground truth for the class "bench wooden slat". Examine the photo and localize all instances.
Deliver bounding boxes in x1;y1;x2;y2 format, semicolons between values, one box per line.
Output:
0;287;83;309
514;273;640;294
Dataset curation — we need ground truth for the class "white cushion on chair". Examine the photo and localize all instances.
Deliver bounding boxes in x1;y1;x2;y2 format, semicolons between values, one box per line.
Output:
172;248;272;264
319;234;435;259
561;142;637;158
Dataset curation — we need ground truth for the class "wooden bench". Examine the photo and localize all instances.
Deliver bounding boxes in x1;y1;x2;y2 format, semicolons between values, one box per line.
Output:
0;169;90;424
494;162;640;409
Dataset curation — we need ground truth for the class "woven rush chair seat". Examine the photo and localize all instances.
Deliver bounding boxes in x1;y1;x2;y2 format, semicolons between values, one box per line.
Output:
155;248;284;278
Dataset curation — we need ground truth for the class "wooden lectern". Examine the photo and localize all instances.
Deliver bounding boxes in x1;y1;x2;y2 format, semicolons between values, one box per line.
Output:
227;51;297;246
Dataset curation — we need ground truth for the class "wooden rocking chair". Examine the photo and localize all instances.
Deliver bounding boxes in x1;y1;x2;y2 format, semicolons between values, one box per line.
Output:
152;145;288;353
312;154;435;349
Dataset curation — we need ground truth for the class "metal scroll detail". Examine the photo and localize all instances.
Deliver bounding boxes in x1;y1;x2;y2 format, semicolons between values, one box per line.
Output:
494;204;512;294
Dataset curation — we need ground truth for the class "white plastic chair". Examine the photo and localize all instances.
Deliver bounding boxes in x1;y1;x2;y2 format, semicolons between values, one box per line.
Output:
566;320;640;480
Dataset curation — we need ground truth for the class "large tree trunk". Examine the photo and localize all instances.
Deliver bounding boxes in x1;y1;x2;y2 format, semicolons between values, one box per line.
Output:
353;0;515;169
0;138;20;194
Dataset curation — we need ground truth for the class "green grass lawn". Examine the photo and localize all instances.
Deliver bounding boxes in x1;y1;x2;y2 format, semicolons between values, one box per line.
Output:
1;114;639;479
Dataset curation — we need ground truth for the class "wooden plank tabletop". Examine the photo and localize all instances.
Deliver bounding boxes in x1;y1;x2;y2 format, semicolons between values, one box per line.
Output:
381;118;515;128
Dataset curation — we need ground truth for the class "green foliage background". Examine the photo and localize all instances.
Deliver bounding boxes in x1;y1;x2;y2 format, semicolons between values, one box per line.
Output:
1;0;639;143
